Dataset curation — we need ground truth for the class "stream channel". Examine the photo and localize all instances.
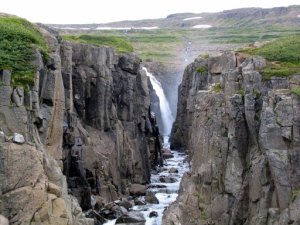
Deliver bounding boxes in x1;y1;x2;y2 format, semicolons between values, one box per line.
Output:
104;68;188;225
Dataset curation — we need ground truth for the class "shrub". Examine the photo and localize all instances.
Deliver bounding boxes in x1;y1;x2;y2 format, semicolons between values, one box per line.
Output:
291;87;300;98
196;66;207;73
0;16;48;87
212;83;223;92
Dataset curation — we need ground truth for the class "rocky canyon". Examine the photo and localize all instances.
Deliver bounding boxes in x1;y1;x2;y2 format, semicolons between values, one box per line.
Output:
1;5;300;225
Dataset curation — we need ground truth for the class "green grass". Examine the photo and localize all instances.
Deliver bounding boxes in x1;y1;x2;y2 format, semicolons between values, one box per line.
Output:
0;16;48;87
63;35;133;54
212;83;223;92
240;35;300;79
196;66;207;73
291;87;300;98
200;210;208;220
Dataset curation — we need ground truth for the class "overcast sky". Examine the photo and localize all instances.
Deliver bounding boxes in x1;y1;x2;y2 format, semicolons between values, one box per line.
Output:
1;0;299;24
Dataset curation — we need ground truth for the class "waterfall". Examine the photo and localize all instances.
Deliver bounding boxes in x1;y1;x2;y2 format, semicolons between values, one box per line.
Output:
142;67;174;146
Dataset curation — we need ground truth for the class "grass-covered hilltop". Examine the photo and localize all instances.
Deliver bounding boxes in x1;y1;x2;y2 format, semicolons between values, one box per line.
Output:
0;15;48;87
1;6;300;88
63;35;133;54
52;5;300;71
240;35;300;79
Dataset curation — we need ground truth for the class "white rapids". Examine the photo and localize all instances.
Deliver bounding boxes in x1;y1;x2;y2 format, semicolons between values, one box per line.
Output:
133;151;189;225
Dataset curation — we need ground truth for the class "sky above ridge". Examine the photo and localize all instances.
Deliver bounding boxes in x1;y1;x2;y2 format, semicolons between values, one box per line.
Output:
1;0;299;24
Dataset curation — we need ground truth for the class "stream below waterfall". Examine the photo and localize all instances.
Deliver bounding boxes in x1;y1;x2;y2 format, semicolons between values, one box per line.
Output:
104;68;188;225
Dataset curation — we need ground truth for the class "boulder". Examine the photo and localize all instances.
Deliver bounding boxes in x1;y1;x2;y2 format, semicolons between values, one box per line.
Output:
115;212;146;224
0;215;9;225
119;198;134;210
145;192;159;204
129;184;147;196
159;176;177;183
163;153;174;159
149;211;158;218
13;133;25;144
169;167;178;173
134;197;146;206
48;182;62;197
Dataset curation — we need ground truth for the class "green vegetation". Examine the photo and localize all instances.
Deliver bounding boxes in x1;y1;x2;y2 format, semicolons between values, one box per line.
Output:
201;53;210;59
63;35;133;54
236;88;245;96
196;66;207;73
291;189;300;202
240;35;300;79
291;87;300;98
200;210;208;220
0;16;48;87
253;89;261;98
212;83;223;92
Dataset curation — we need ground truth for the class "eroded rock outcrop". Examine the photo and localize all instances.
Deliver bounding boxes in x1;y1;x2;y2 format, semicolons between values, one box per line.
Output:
164;52;300;225
0;25;162;224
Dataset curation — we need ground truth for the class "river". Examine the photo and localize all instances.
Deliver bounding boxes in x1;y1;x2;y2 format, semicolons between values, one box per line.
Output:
104;68;188;225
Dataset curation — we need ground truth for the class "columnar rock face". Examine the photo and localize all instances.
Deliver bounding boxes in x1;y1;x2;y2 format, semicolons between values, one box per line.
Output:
0;26;161;224
164;52;300;225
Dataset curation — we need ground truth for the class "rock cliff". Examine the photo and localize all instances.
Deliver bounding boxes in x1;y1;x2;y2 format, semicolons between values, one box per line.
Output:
165;52;300;225
0;25;162;224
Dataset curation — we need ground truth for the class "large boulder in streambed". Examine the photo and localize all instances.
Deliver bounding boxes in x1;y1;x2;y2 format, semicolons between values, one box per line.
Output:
159;175;177;183
145;191;159;204
115;212;146;224
162;149;174;159
129;184;147;196
169;167;178;173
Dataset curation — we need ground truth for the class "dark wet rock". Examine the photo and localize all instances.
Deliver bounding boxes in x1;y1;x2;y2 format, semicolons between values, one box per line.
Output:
148;184;167;189
115;212;146;224
159;176;177;183
145;191;159;204
149;211;159;218
134;197;146;206
163;153;174;159
119;198;134;210
85;210;107;224
118;54;141;75
169;167;178;173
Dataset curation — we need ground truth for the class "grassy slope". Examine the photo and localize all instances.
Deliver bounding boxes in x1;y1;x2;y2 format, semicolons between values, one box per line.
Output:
63;34;134;54
240;35;300;79
0;16;47;87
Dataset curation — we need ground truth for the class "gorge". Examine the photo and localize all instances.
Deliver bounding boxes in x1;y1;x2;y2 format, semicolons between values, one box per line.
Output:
1;6;300;225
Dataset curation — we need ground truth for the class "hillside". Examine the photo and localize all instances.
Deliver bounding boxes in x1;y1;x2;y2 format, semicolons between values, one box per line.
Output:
51;5;300;70
51;5;300;29
49;5;300;121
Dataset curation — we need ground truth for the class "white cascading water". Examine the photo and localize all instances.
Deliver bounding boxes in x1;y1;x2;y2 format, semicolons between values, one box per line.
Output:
142;67;174;146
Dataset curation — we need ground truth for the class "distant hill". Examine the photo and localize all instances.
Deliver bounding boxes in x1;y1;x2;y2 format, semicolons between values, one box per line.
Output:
49;5;300;30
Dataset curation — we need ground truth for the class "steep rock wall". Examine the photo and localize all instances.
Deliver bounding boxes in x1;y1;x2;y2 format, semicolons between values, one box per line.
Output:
0;26;161;224
164;52;300;225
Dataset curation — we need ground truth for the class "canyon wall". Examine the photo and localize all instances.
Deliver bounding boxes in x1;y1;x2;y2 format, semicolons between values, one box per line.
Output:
164;52;300;225
0;26;161;224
